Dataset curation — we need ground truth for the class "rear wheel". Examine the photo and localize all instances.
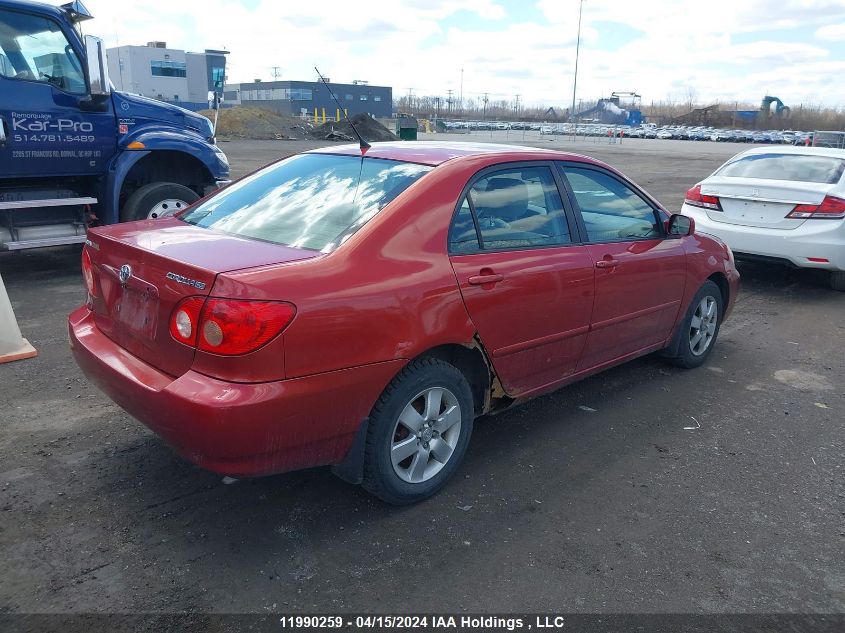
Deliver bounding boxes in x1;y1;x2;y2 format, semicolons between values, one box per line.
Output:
830;271;845;292
667;280;723;369
121;182;199;222
363;358;474;505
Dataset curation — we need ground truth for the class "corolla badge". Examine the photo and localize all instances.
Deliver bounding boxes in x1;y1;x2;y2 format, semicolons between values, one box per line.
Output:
166;272;206;290
119;264;132;285
751;187;760;197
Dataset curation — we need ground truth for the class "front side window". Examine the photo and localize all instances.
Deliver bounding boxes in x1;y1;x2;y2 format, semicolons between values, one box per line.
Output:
449;166;571;252
716;153;845;184
561;166;661;242
0;9;85;93
181;154;431;252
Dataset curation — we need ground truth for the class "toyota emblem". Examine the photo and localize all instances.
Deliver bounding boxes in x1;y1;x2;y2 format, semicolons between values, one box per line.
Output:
119;264;132;285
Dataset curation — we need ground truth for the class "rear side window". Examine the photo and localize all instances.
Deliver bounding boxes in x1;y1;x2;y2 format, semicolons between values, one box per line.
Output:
181;154;431;252
716;153;845;184
449;166;571;252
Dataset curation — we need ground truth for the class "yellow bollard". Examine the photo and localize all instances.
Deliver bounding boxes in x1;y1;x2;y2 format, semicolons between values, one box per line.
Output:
313;107;317;124
336;108;340;121
321;108;326;123
344;109;348;118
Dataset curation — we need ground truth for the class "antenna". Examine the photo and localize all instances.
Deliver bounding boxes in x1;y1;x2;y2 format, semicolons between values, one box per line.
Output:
314;66;370;154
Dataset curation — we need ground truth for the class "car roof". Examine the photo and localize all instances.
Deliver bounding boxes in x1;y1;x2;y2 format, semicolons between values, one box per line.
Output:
307;141;573;167
736;145;845;160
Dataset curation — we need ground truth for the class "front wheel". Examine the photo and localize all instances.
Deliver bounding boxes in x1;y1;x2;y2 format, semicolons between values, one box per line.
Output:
666;280;724;369
120;182;199;222
363;358;474;505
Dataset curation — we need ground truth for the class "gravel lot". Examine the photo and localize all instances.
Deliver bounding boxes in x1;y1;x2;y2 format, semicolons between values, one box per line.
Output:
1;135;843;618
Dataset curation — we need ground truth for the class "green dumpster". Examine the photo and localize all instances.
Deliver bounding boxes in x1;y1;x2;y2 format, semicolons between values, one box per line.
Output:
396;116;418;141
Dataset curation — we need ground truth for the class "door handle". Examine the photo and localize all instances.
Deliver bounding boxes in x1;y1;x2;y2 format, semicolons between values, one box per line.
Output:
468;272;504;285
595;258;619;269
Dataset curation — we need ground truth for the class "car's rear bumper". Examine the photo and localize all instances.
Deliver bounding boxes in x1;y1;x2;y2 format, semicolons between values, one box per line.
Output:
69;307;403;477
683;203;845;271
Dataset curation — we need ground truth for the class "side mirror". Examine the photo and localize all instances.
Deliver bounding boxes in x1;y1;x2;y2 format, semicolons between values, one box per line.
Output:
668;213;695;236
84;35;110;96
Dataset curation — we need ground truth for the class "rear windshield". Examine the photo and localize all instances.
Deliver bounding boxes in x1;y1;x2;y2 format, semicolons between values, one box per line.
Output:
716;153;845;184
180;154;432;252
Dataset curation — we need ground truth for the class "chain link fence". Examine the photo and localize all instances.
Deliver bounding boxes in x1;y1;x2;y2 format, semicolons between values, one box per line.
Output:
812;131;845;149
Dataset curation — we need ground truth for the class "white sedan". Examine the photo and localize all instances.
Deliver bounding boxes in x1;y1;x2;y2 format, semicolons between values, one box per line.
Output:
681;146;845;290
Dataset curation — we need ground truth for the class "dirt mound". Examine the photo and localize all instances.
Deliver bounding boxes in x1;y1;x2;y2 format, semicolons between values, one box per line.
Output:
310;113;397;142
199;107;314;140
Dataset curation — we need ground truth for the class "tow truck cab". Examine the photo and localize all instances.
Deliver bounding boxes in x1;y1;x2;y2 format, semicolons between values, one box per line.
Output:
0;0;229;251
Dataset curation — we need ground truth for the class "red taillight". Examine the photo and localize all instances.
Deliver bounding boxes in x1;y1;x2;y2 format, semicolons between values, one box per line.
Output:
169;297;295;355
169;296;205;346
787;195;845;219
198;299;295;355
81;248;96;297
684;184;722;211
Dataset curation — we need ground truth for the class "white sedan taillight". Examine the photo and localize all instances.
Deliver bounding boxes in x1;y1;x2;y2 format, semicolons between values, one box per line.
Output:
685;184;722;211
787;195;845;219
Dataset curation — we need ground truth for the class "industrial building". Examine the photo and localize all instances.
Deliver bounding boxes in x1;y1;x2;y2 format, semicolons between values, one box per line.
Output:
223;80;393;118
106;42;228;111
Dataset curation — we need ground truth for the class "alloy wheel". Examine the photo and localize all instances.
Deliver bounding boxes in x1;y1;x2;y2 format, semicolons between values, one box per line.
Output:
390;387;462;484
689;295;718;356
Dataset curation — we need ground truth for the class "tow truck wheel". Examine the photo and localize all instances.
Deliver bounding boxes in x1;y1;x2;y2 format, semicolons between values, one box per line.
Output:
121;182;199;222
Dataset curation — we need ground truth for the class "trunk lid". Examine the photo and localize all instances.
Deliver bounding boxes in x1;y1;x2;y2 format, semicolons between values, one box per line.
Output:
87;218;319;377
701;176;833;230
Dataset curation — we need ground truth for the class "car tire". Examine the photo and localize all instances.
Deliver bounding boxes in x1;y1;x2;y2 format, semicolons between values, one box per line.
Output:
830;271;845;292
667;280;724;369
362;358;474;505
121;182;199;222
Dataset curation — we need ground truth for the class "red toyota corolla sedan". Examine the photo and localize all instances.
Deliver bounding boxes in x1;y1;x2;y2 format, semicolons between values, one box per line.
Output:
69;142;739;504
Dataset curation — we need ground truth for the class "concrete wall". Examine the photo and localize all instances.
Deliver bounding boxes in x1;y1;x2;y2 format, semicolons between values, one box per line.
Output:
106;46;226;110
107;45;189;101
185;53;208;104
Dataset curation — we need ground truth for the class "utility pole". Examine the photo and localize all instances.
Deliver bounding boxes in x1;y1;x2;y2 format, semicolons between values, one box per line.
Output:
270;66;281;80
570;0;584;125
460;68;464;113
514;94;520;117
446;89;453;115
482;93;489;120
407;87;414;112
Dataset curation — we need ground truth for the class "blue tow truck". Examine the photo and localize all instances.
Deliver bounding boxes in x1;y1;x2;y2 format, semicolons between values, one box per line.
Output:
0;0;229;250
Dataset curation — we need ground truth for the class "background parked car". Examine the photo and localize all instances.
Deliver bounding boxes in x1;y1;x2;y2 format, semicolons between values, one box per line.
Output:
682;145;845;290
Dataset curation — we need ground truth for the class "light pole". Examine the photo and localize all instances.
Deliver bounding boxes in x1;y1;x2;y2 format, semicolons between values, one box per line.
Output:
460;68;464;114
570;0;584;127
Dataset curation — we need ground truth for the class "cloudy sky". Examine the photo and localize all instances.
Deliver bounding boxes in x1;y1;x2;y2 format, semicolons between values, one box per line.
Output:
76;0;845;108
